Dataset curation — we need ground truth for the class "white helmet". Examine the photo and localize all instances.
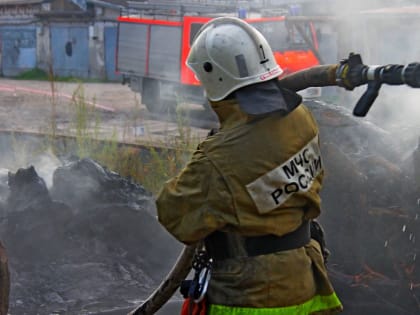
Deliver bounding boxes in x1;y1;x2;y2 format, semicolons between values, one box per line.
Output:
186;17;283;101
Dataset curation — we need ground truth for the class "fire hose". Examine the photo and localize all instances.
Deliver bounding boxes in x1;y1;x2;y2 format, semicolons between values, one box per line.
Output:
127;244;198;315
0;241;9;315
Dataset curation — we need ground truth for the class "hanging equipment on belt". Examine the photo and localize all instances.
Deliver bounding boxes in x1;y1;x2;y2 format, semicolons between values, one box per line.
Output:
180;250;212;315
180;250;213;302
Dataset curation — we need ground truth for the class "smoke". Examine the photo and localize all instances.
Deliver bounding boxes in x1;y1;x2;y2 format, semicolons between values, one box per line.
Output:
314;1;420;152
367;86;420;147
30;147;62;188
0;168;9;204
308;2;420;313
0;136;62;189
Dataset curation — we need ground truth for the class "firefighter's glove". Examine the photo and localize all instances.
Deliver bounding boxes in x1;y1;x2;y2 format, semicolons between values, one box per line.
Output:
336;53;368;90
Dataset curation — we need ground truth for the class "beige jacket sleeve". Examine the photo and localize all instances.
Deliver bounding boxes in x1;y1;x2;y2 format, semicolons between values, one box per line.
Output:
156;149;235;245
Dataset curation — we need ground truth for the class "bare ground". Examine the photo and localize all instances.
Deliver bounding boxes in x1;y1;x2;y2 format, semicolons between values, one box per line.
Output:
0;78;214;145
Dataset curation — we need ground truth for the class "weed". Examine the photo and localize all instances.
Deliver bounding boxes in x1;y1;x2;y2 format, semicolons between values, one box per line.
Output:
7;76;202;195
48;64;58;141
15;67;108;83
67;84;200;194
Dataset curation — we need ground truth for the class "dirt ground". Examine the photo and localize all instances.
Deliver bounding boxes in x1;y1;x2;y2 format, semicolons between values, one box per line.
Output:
0;78;214;145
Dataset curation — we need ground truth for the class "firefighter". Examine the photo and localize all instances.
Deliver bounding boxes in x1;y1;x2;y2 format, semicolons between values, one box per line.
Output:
156;17;364;315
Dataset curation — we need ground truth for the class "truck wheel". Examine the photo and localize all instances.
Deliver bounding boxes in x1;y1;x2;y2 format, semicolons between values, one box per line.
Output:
142;79;175;114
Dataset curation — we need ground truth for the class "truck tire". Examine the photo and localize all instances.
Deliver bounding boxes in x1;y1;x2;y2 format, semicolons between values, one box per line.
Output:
142;78;175;114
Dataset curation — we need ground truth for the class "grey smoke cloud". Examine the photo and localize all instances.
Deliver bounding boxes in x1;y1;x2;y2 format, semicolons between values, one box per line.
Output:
315;1;420;150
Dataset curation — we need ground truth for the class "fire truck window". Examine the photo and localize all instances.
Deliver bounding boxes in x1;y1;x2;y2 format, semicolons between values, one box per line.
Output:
251;21;291;52
285;22;311;48
190;23;204;45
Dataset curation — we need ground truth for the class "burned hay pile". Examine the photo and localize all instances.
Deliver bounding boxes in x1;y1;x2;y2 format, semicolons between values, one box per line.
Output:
0;158;182;315
311;100;420;315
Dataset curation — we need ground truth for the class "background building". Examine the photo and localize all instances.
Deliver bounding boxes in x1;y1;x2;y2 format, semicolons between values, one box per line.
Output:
0;0;419;82
0;0;127;80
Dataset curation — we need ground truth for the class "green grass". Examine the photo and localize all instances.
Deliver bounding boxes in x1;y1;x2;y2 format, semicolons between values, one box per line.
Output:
60;83;199;194
15;68;49;80
15;68;108;83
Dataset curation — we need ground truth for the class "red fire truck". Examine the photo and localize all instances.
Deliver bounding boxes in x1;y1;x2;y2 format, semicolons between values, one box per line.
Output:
116;2;321;113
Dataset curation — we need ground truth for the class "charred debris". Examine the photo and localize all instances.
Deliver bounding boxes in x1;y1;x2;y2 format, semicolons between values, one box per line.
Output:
0;100;419;314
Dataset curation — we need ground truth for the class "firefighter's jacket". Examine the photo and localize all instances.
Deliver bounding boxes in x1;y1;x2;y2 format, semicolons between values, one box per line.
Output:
156;97;343;315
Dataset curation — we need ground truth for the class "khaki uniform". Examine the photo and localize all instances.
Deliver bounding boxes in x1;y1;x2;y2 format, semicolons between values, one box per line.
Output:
157;98;342;315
